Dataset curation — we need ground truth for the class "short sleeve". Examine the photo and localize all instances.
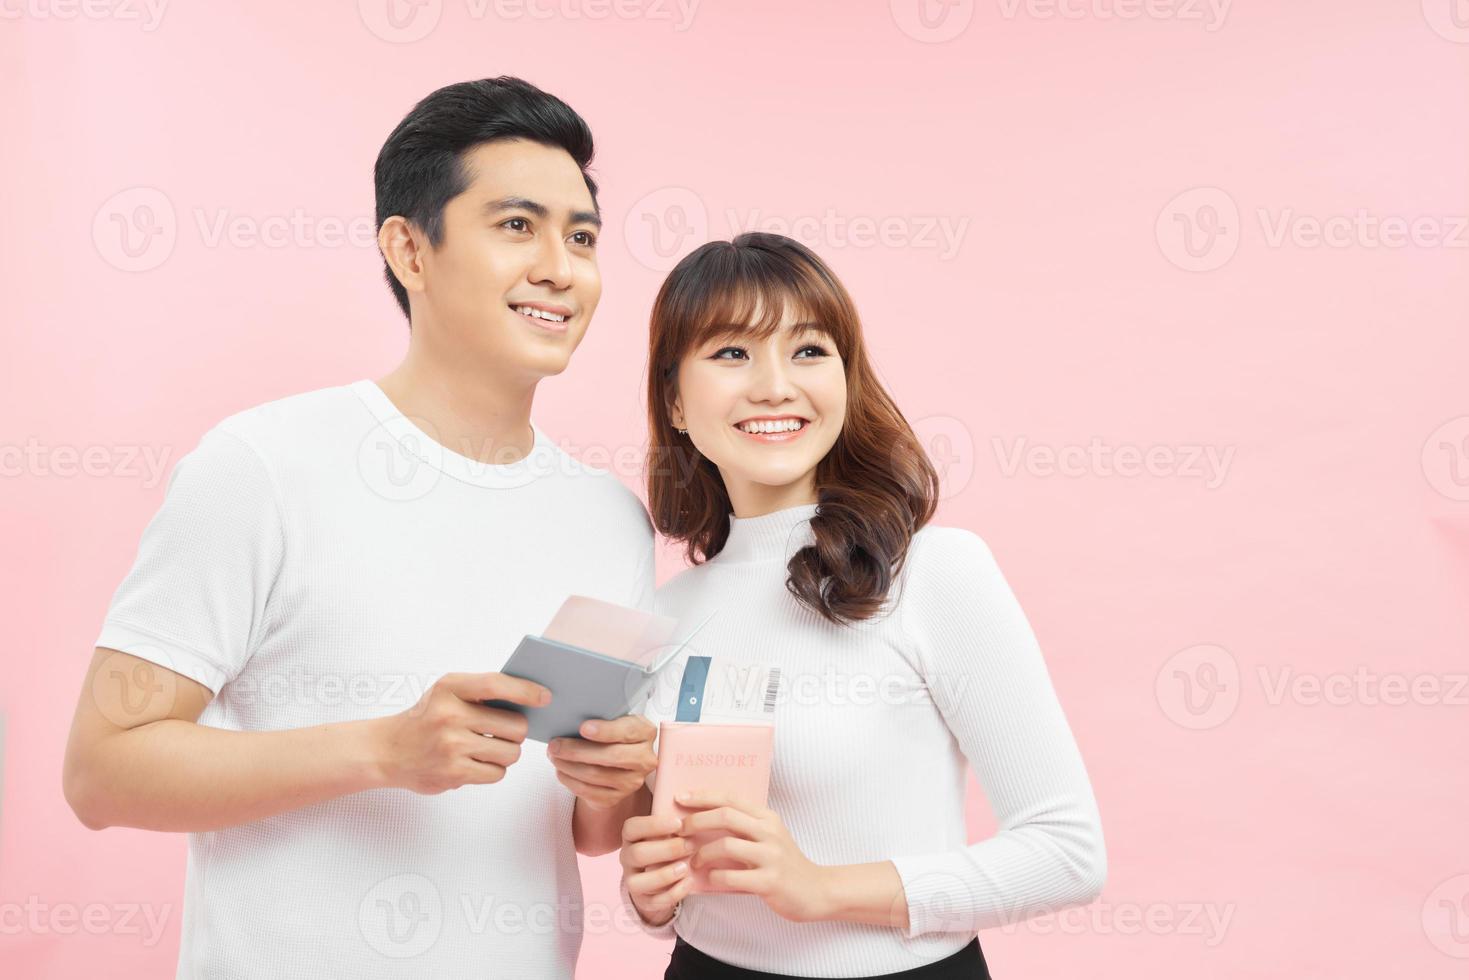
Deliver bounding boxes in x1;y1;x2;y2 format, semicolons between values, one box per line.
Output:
95;426;285;694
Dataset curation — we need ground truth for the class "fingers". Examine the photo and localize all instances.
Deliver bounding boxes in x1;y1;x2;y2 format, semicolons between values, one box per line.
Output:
625;860;692;903
631;874;692;916
577;714;655;745
620;835;694;872
549;757;644;792
548;736;655;771
447;758;510;787
680;804;768;841
463;702;531;742
441;671;552;708
622;814;683;845
463;731;522;769
673;790;769;817
691;835;764;870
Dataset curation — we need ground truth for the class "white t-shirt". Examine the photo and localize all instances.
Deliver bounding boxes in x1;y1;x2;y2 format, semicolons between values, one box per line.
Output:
627;503;1105;977
95;379;655;980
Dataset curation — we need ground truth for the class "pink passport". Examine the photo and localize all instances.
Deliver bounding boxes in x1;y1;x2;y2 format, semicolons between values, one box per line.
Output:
651;722;775;894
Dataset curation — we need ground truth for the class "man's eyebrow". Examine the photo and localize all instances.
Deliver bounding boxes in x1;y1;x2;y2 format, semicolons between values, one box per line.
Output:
481;196;603;230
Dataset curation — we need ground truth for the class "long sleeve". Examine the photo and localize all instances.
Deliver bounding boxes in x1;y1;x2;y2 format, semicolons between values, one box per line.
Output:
889;527;1107;938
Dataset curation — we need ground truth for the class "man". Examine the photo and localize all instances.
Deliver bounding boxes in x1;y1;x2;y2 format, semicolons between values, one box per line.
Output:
62;76;657;978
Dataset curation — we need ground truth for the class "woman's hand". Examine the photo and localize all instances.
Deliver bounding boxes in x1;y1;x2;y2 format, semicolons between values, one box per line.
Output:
619;813;695;926
676;790;833;923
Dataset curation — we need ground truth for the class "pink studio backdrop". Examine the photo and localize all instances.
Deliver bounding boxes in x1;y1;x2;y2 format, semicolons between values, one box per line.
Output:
3;2;1466;977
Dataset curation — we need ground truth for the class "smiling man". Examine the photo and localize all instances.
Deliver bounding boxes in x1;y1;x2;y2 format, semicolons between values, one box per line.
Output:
62;77;658;978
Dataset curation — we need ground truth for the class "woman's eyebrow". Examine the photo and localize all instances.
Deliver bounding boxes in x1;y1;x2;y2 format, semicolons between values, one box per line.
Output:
480;196;603;230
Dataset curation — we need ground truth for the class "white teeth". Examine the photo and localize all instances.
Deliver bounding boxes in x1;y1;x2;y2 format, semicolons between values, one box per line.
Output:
513;305;567;323
738;419;805;434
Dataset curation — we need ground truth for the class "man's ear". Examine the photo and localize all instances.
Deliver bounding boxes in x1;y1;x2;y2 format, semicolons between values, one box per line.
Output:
378;216;426;300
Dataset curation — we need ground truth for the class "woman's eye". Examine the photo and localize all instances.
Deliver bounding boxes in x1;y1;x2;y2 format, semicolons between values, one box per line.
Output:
795;344;829;358
711;347;747;360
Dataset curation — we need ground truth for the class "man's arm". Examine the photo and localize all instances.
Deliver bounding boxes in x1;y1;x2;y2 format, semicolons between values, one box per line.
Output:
62;647;549;833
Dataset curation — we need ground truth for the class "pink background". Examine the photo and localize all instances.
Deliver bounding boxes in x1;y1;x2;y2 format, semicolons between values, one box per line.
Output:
4;1;1468;976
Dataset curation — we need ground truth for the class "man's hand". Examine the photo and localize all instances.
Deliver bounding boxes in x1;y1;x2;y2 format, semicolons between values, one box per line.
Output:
547;715;657;810
372;672;551;795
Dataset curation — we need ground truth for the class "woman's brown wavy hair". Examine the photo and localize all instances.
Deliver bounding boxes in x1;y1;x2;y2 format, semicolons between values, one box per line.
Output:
646;232;940;626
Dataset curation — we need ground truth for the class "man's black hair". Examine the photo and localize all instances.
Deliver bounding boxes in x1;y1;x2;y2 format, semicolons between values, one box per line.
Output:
374;76;598;322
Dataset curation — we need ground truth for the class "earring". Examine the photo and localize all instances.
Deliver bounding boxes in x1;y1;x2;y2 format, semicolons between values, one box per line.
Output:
674;425;688;435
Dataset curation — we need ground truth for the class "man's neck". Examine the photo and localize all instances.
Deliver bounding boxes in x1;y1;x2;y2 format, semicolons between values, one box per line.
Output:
376;345;539;467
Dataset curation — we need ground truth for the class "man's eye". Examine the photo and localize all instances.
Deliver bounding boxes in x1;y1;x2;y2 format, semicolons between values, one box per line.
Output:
502;218;530;232
712;347;747;360
570;230;598;247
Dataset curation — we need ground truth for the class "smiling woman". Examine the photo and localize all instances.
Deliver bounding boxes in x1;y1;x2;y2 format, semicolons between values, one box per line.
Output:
646;231;941;624
624;233;1105;979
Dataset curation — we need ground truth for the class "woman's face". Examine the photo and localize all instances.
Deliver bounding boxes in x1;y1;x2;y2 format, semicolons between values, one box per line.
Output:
671;303;847;515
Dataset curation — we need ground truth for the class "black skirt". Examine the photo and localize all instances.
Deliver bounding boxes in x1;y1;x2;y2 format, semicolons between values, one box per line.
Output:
664;935;991;980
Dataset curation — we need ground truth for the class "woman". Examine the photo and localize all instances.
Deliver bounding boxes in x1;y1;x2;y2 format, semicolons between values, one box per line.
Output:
618;233;1106;979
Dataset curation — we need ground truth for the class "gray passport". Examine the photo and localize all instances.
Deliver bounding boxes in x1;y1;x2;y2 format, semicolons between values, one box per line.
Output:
482;613;713;742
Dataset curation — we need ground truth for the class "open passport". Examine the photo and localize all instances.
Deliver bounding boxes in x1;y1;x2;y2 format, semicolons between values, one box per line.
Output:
482;595;714;742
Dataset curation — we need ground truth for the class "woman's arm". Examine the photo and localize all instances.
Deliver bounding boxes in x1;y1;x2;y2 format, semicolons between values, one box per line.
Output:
887;527;1107;937
677;527;1106;938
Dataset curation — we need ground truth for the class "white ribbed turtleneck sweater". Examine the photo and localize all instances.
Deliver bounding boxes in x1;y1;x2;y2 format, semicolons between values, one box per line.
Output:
623;504;1107;976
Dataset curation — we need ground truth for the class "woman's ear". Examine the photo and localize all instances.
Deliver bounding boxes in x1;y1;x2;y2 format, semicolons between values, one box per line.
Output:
670;393;685;431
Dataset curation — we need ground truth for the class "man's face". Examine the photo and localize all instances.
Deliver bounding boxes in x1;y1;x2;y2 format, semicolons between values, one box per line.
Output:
417;138;602;381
